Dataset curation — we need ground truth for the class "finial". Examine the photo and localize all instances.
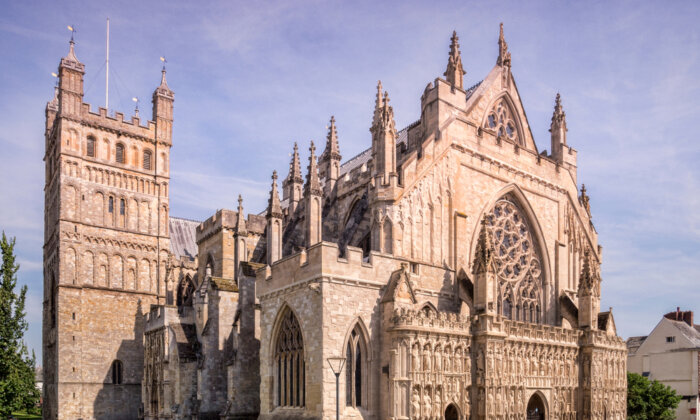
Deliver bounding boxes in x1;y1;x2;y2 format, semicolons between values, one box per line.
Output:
236;194;247;234
238;194;243;211
309;140;316;158
497;22;511;67
324;115;340;158
376;80;384;108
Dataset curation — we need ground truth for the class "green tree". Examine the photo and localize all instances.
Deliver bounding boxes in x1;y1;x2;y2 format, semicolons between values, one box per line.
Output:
0;233;40;416
627;371;681;420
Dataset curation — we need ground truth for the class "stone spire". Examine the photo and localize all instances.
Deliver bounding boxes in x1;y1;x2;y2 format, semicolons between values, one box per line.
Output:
320;116;342;193
283;142;303;212
497;22;511;67
266;171;283;264
444;30;466;89
236;194;247;235
370;81;397;185
304;141;322;247
472;217;494;275
550;93;568;162
304;141;321;197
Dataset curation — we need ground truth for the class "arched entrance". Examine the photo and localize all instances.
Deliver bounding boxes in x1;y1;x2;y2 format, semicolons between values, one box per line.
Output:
526;393;546;420
444;403;459;420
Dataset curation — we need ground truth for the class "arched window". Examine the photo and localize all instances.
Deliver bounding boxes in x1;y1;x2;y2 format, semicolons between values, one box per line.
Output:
176;276;195;308
485;194;544;324
345;323;367;408
87;136;96;157
111;360;123;384
116;143;125;163
274;309;305;408
484;98;522;146
108;197;114;215
143;150;152;170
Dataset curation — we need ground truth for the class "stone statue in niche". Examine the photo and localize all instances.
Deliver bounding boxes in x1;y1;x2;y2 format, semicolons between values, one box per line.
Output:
411;388;420;418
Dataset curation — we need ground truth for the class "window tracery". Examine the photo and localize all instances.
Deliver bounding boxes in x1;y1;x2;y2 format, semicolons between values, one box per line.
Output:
487;195;543;323
274;309;305;408
484;98;521;146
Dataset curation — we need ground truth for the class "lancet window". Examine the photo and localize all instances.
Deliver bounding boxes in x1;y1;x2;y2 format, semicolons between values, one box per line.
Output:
484;98;521;146
345;324;367;408
176;276;194;308
274;309;305;408
487;195;544;323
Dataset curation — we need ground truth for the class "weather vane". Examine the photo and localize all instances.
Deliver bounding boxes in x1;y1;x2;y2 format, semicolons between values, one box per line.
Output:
67;25;76;42
160;56;167;71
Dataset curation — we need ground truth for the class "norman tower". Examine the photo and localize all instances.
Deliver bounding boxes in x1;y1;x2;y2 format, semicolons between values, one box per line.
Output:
43;39;174;419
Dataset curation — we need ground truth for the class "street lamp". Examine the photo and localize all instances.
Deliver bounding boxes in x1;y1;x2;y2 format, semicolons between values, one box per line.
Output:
327;356;346;420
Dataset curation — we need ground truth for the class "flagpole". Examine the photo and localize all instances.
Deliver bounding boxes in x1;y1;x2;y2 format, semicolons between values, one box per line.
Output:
105;18;110;112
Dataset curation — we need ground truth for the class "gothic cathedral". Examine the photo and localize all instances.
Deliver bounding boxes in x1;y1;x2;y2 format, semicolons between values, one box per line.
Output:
43;26;627;420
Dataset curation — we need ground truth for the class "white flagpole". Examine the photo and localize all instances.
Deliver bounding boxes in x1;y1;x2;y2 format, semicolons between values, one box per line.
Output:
105;18;110;111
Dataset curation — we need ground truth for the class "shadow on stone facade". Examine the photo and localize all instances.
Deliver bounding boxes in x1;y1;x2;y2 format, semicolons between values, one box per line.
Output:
93;301;145;420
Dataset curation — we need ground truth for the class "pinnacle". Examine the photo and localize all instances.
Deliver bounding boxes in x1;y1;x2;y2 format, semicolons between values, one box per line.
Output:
497;22;511;67
287;142;302;183
267;170;282;218
305;140;321;195
324;115;340;158
445;30;465;87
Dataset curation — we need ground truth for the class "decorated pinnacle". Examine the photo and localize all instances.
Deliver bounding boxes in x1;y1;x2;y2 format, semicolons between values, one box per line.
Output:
444;30;465;88
497;23;511;67
472;216;495;275
305;141;321;195
323;115;340;160
267;170;282;218
371;84;396;134
286;142;303;184
578;250;594;297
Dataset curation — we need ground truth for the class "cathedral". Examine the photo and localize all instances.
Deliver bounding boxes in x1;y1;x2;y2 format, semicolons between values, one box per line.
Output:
42;25;627;420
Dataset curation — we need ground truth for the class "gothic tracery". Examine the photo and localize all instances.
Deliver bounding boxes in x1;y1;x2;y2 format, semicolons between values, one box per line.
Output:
487;196;544;323
484;98;522;146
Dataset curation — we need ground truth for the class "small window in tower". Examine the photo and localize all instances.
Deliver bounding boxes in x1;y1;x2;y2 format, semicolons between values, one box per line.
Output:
116;143;125;163
120;199;125;216
143;150;152;170
108;197;114;215
111;360;123;384
87;137;95;157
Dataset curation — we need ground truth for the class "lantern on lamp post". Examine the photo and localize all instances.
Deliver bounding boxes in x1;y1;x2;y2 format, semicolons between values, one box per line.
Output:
327;356;346;420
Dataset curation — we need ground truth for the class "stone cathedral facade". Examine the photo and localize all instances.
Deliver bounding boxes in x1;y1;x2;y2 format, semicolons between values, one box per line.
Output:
44;26;627;420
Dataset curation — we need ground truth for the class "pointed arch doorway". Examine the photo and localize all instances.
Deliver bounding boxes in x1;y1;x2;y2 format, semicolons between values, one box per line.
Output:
444;403;459;420
526;392;546;420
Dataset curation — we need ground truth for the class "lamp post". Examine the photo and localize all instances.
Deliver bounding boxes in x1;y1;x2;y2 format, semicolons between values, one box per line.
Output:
327;356;346;420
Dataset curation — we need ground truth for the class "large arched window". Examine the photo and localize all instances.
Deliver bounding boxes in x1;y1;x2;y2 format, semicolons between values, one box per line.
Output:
484;97;522;146
486;194;544;323
345;323;367;408
111;360;123;384
274;308;305;408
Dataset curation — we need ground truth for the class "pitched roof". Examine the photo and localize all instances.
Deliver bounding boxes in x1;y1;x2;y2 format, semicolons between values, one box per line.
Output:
668;319;700;348
626;336;648;355
169;217;199;260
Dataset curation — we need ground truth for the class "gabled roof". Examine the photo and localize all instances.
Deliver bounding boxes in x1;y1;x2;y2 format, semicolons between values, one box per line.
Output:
667;318;700;348
626;336;648;355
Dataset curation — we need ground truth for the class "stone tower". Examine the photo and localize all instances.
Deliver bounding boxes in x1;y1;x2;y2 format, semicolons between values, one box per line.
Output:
42;39;173;419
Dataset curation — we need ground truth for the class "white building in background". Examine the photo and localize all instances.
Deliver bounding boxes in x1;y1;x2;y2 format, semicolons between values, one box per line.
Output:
627;308;700;420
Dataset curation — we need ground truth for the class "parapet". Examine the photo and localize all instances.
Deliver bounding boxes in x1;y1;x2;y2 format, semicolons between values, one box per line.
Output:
78;102;158;142
197;209;267;244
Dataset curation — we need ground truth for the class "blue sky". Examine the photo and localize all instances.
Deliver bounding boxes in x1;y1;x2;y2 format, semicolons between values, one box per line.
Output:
1;0;699;359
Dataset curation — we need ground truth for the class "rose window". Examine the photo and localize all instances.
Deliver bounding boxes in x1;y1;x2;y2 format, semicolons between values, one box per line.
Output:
485;99;521;146
487;196;543;323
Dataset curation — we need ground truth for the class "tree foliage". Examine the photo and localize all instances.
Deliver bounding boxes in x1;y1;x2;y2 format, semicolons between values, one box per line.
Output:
627;371;681;420
0;233;40;416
